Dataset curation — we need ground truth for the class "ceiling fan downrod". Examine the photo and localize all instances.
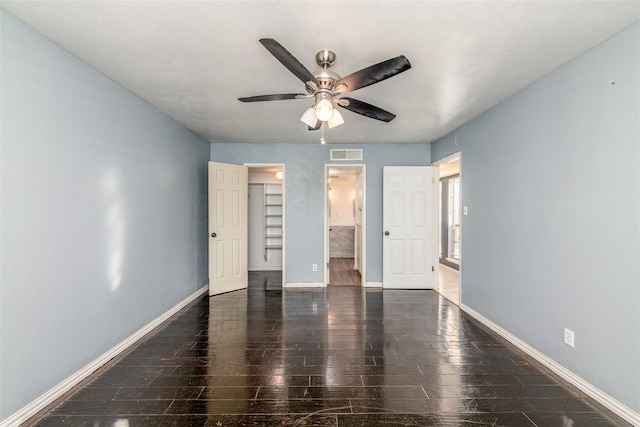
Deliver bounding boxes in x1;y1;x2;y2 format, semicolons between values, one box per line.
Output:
315;50;336;69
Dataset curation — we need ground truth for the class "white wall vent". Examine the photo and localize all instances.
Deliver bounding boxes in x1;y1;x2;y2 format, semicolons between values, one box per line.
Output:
330;149;363;161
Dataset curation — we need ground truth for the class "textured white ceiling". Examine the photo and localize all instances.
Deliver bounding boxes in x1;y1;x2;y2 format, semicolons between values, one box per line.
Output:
2;1;638;144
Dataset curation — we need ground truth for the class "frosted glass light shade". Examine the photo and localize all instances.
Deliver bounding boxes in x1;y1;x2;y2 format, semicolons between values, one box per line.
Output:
315;99;334;121
327;109;344;128
300;107;318;127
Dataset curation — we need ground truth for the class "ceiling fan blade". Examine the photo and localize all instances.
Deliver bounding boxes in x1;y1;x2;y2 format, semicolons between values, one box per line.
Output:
259;38;319;86
308;121;322;131
338;97;396;122
334;55;411;94
238;94;307;102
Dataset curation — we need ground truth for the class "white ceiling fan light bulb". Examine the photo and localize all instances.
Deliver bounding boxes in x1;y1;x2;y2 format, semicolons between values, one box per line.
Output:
315;99;334;121
300;107;318;128
327;109;344;129
320;137;326;145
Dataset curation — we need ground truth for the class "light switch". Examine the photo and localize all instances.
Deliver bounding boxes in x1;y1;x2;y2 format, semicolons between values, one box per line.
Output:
463;206;468;216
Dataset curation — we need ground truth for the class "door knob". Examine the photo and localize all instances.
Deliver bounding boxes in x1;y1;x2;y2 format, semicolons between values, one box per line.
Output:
211;232;217;238
384;231;390;236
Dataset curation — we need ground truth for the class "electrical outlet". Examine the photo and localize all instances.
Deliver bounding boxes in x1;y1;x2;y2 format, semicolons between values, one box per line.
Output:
464;206;468;216
564;328;575;347
312;264;318;272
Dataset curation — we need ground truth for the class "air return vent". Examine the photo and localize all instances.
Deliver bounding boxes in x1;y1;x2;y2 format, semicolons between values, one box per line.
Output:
330;149;363;161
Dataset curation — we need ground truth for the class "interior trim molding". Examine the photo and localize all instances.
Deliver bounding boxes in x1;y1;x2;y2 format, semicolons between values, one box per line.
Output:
364;282;383;288
0;284;209;427
284;282;325;288
460;303;640;426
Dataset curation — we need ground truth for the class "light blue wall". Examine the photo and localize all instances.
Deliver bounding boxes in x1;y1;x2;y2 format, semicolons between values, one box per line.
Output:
211;143;431;283
432;23;640;413
0;11;210;420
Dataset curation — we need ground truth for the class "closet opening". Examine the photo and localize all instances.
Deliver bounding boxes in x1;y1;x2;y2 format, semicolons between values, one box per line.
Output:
247;165;285;289
324;164;365;286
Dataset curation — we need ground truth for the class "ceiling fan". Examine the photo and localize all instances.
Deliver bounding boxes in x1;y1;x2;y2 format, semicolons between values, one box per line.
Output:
238;39;411;130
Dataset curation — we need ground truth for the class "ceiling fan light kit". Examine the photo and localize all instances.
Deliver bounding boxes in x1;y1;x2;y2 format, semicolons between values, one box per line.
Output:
315;98;334;121
239;38;411;140
327;109;344;129
300;107;318;128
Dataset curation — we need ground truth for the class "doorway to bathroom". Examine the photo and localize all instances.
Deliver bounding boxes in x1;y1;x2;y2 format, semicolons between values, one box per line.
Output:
324;164;365;286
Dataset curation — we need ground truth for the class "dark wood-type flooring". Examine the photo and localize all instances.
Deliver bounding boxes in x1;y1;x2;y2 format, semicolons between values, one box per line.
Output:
329;258;361;286
26;272;629;426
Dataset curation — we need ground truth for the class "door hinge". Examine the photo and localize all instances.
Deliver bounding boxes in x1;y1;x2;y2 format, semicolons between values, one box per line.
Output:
432;266;435;272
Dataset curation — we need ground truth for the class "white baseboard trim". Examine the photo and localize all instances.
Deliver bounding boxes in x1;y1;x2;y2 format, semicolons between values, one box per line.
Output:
0;284;209;427
460;303;640;426
284;282;325;288
364;282;383;288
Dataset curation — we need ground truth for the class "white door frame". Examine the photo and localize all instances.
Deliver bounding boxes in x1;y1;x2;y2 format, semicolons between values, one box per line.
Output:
432;152;462;304
244;163;286;289
324;164;366;286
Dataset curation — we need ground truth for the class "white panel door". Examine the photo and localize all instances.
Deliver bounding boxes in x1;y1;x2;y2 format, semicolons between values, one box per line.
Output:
383;166;438;289
209;162;248;296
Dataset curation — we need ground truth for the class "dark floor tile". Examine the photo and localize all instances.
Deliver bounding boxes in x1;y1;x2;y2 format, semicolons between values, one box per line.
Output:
50;401;122;417
166;399;352;415
349;398;434;413
66;387;121;401
439;413;538;426
86;376;156;388
514;374;561;386
48;416;209;427
525;412;632;427
51;399;172;416
336;412;537;426
337;413;439;427
256;385;426;400
148;375;210;388
170;365;212;376
115;386;204;399
309;375;364;387
525;397;601;413
199;386;259;399
205;414;338;426
361;373;523;387
113;356;211;367
423;384;576;399
31;416;79;426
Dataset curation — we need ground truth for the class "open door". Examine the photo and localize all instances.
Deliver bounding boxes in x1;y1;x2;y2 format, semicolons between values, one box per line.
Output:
382;166;438;289
209;162;248;296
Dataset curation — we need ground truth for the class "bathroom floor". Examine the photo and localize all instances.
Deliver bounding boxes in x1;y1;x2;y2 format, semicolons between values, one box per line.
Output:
329;258;361;286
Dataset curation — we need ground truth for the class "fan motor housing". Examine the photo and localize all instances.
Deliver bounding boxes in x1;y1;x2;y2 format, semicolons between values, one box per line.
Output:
312;68;341;90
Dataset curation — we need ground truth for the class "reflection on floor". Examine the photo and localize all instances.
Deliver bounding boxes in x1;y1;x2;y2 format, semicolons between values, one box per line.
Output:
27;273;629;426
249;270;282;290
329;257;361;286
438;264;460;305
